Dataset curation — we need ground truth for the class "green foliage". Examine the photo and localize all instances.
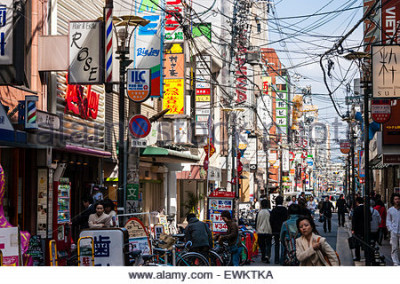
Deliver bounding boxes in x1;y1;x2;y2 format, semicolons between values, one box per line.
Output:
184;191;204;214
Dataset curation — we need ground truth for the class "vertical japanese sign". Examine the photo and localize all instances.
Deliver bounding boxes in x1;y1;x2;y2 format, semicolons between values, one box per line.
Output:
276;76;288;134
258;76;272;132
164;0;184;42
195;55;212;135
162;40;185;115
163;78;184;114
372;45;400;98
69;21;103;84
134;0;163;97
0;0;13;65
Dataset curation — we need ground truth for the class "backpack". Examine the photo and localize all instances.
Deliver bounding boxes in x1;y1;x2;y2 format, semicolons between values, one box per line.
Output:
283;223;300;266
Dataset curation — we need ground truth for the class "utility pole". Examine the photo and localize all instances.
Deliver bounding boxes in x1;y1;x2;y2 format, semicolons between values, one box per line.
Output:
363;81;372;266
350;110;356;209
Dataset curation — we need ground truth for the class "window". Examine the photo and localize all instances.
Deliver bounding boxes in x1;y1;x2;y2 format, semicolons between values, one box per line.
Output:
257;23;261;33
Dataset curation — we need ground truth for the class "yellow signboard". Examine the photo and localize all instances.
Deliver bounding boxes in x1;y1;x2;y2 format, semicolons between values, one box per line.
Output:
195;95;210;102
163;79;184;114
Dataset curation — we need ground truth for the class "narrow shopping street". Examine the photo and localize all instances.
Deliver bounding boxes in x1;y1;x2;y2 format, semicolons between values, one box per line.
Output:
250;213;393;266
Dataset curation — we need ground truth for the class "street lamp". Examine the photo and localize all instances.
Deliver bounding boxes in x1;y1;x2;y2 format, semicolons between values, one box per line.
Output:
113;14;149;211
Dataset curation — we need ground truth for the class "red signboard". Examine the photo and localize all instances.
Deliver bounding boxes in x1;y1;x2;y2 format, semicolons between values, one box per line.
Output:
382;0;400;44
196;88;211;95
371;99;391;123
65;75;99;120
340;142;351;154
383;99;400;145
208;191;236;198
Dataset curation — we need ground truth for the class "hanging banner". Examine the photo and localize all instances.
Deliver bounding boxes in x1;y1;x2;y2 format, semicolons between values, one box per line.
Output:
0;0;14;65
163;79;184;114
68;21;103;84
372;45;400;98
133;1;163;97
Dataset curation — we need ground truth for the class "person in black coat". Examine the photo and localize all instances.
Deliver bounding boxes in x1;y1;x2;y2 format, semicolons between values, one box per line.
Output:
184;213;213;253
336;194;348;227
72;196;96;242
270;195;288;264
351;197;365;261
320;196;334;233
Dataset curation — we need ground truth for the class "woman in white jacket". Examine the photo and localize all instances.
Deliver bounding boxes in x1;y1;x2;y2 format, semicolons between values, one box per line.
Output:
295;216;339;266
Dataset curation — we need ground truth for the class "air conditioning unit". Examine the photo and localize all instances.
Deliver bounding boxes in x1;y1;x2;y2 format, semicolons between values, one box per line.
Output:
246;46;261;65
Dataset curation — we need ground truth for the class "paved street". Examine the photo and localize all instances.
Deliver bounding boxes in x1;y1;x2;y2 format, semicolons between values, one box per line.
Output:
249;212;393;266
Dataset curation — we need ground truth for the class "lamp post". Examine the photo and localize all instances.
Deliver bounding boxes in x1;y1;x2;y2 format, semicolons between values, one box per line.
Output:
112;13;149;211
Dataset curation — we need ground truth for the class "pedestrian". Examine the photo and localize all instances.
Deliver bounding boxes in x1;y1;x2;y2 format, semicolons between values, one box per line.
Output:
320;196;334;233
103;198;118;227
184;213;213;254
369;200;381;246
351;197;365;261
280;204;301;266
298;197;312;218
336;194;347;227
255;199;273;263
295;215;339;266
270;195;288;264
88;202;111;228
72;196;96;241
374;198;387;245
217;210;241;266
307;196;317;218
386;193;400;266
287;196;297;207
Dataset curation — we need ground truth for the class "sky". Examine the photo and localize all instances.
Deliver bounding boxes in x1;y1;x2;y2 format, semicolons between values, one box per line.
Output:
189;0;365;161
269;0;364;160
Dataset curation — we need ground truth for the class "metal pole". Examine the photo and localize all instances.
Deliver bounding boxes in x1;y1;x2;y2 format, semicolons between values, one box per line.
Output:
118;51;128;210
364;83;371;266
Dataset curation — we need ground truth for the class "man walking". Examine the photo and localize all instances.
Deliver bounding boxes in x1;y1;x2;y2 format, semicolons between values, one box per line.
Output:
387;193;400;266
336;194;347;227
351;197;365;261
320;196;334;233
255;199;273;263
270;195;288;264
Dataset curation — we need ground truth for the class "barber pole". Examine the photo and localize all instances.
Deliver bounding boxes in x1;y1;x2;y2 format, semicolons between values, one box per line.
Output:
104;4;113;83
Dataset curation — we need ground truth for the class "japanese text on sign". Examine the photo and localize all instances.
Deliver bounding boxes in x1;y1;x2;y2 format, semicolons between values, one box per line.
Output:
163;79;184;114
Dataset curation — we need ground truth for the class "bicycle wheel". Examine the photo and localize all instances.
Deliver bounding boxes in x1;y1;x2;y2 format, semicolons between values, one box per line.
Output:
207;250;224;266
239;245;249;266
176;252;210;266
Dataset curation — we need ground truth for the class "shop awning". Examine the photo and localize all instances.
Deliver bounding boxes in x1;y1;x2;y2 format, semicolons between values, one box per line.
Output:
0;129;27;146
140;146;200;164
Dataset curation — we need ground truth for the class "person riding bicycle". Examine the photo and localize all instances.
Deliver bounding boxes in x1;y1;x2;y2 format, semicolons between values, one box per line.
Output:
217;210;241;266
184;213;213;253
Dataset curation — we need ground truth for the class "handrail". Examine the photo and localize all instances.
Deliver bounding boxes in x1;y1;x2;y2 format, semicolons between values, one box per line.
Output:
49;240;58;266
77;236;95;266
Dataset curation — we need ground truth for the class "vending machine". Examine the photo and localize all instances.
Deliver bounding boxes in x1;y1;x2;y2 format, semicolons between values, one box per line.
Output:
53;177;72;265
207;191;236;235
